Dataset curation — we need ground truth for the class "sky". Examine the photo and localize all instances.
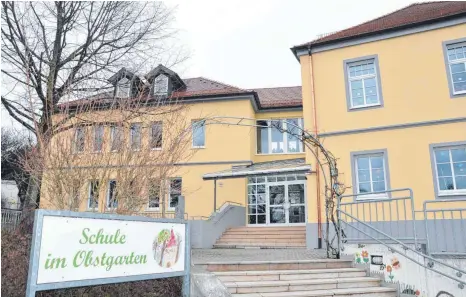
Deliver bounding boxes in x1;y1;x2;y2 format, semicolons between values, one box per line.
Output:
1;0;427;128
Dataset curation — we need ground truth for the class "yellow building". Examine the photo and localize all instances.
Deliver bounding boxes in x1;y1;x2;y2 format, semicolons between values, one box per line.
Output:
292;2;466;248
41;2;466;251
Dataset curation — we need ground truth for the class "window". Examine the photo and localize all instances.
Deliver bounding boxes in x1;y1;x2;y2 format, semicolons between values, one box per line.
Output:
116;77;131;98
94;125;104;152
107;180;118;209
153;74;169;95
148;181;160;210
110;124;123;152
130;123;141;151
351;150;390;200
169;178;182;210
88;181;99;209
256;118;304;154
431;143;466;197
74;126;85;153
247;176;266;225
344;55;383;110
443;39;466;98
192;120;205;148
150;122;163;150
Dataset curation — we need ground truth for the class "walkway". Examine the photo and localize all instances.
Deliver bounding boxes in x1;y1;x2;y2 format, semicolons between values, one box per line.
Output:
192;248;328;264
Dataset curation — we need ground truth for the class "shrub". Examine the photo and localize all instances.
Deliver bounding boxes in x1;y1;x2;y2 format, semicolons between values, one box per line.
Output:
1;225;182;297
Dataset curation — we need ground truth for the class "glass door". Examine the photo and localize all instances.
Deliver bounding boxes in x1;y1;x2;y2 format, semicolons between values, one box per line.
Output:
288;184;306;223
268;185;286;224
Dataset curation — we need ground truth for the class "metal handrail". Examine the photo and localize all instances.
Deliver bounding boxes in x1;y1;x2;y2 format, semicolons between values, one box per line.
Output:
423;198;466;256
338;209;466;287
216;201;243;212
338;188;418;248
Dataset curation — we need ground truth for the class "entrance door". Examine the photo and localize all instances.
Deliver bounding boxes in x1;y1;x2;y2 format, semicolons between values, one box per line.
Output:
287;184;306;223
268;185;286;224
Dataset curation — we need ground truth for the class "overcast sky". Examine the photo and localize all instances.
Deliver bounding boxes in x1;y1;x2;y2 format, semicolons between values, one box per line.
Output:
1;0;426;128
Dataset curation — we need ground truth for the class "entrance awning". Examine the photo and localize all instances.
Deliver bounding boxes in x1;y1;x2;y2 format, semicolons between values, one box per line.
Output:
202;158;312;180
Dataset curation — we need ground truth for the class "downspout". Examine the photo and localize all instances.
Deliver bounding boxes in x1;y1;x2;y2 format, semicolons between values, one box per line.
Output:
308;46;323;249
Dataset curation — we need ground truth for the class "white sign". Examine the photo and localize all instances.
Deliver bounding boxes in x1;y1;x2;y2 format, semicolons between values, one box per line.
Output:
36;215;186;284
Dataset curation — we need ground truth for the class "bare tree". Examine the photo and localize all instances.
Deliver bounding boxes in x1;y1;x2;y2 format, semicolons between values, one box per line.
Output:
1;1;186;207
24;89;198;217
1;128;34;209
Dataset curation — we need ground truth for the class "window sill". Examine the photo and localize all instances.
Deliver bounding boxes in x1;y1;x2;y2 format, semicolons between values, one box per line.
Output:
146;208;160;212
256;152;305;156
151;148;162;151
356;193;389;201
438;191;466;198
349;104;382;112
192;146;206;149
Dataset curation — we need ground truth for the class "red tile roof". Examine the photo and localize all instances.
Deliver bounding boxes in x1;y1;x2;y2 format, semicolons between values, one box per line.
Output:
61;77;302;110
294;1;466;48
254;86;302;108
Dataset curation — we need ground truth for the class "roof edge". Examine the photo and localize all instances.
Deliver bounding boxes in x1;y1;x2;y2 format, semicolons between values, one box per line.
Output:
291;10;466;59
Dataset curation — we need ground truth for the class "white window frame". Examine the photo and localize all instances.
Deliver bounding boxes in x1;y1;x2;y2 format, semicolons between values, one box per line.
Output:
150;121;163;150
129;123;141;151
74;126;85;153
445;41;466;96
106;180;118;209
168;178;182;211
153;74;169;95
352;151;389;200
347;59;381;109
87;181;99;210
147;181;161;211
256;118;304;155
110;124;123;152
93;124;104;152
433;145;466;197
192;120;205;148
116;77;131;98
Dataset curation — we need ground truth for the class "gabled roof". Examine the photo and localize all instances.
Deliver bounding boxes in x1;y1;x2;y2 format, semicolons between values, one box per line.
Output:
254;86;302;109
61;77;302;110
145;64;186;90
293;1;466;50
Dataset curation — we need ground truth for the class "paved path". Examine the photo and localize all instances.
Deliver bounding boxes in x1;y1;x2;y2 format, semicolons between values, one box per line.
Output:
192;248;328;264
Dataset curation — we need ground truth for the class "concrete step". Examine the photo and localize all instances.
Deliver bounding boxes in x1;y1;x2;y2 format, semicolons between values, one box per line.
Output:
218;238;306;243
198;259;353;272
230;286;396;296
225;277;381;294
214;268;367;282
230;227;305;231
213;243;306;249
221;234;306;239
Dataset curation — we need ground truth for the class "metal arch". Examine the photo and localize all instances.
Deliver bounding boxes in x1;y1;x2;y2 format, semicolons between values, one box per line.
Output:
200;116;346;258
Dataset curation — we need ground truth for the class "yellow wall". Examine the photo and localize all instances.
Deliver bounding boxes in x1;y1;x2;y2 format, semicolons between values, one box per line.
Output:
41;97;305;218
300;24;466;224
302;24;466;133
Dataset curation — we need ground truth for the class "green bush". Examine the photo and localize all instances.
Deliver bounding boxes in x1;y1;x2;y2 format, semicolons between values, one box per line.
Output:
1;224;182;297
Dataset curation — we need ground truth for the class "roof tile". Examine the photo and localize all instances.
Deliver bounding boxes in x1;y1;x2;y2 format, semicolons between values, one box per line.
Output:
295;1;466;48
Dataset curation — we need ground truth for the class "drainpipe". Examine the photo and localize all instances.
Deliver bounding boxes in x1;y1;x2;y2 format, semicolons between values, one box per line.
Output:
213;178;217;213
308;46;323;249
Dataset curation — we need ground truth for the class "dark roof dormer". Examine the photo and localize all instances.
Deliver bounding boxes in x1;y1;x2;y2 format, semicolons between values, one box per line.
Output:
108;68;145;98
145;64;186;96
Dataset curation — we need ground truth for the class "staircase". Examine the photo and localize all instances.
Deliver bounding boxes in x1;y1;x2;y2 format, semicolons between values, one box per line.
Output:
202;259;396;297
214;226;306;249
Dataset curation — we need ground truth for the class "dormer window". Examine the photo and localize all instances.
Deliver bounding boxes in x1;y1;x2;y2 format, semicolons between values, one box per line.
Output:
116;77;131;98
153;74;169;96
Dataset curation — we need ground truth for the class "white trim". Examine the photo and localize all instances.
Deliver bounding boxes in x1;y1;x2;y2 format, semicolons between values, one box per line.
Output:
129;123;142;151
433;145;466;195
354;153;388;200
247;174;307;226
255;118;304;154
106;180;117;209
347;59;381;109
168;178;182;211
87;180;99;210
203;165;312;179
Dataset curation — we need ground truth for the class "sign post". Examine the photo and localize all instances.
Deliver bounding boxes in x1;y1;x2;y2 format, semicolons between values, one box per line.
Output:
26;209;190;296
